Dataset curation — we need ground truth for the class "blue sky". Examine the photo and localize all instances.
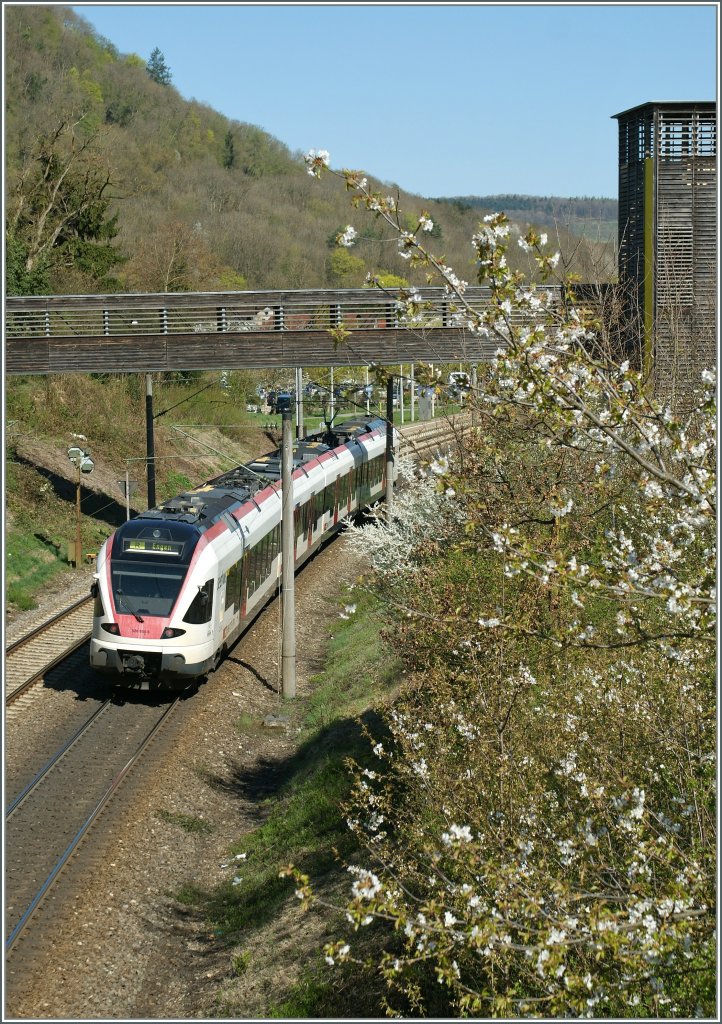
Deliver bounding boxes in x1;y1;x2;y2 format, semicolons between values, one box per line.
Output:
70;2;718;199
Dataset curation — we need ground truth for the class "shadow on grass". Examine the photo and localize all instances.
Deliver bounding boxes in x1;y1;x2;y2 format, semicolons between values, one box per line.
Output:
175;707;392;942
14;453;139;527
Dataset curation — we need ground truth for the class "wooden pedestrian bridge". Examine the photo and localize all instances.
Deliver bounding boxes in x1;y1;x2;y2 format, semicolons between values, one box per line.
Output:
5;285;562;376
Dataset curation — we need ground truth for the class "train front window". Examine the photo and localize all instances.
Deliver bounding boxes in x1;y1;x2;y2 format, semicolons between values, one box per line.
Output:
111;563;186;618
110;520;198;617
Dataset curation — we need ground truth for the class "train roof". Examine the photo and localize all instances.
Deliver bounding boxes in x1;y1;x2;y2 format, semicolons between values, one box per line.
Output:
131;417;386;532
244;439;332;481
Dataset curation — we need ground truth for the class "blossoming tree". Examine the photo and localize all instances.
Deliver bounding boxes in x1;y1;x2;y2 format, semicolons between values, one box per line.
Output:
283;150;716;1018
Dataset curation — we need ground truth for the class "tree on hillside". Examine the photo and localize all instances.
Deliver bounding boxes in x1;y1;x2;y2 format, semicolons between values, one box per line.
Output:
325;247;366;287
146;47;172;86
6;116;124;294
120;216;234;292
222;129;235;169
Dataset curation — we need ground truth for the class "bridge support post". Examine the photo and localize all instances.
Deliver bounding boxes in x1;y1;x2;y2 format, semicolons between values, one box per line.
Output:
281;409;296;699
145;374;156;508
295;367;304;439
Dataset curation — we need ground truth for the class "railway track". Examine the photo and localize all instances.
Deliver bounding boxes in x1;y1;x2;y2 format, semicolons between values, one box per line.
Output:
3;413;467;958
5;595;93;705
5;693;181;956
399;411;473;459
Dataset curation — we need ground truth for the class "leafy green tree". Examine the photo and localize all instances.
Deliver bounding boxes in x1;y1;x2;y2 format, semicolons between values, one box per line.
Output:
222;129;235;169
367;271;408;288
5;235;50;295
146;47;172;86
6;117;124;292
325;247;365;287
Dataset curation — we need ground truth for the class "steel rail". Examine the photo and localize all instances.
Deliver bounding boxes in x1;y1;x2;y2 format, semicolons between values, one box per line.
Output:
5;696;181;956
6;699;113;818
5;595;92;656
5;635;92;707
6;596;94;705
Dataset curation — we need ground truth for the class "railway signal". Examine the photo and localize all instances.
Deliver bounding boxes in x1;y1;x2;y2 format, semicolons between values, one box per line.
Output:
67;446;94;566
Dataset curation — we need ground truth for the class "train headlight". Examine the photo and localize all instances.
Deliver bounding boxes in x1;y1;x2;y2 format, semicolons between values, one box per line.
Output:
101;623;120;635
162;627;186;639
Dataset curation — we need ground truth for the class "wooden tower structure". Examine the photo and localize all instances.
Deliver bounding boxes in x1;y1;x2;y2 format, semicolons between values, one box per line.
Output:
613;101;716;394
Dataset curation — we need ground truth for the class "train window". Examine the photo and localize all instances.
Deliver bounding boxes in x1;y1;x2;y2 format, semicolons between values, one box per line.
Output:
225;560;242;611
259;534;269;582
111;563;185;618
243;549;254;601
251;542;260;589
358;460;371;502
184;579;214;624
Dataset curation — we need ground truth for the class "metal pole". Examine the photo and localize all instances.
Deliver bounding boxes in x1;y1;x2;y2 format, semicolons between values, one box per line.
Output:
399;363;405;425
471;363;478;427
145;374;156;509
330;367;335;422
365;366;370;416
76;463;82;567
385;375;394;509
295;367;304;439
125;470;131;521
410;363;415;422
281;409;296;699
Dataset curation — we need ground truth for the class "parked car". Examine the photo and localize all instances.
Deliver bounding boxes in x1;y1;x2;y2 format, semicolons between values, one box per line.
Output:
267;390;293;413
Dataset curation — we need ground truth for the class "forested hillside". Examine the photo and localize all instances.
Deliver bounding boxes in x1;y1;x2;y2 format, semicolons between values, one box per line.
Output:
437;194;618;242
5;4;615;297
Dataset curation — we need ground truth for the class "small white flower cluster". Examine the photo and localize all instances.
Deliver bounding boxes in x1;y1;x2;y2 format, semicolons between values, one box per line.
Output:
304;147;330;177
336;224;357;247
441;823;474;846
324;942;350;966
349;865;382;901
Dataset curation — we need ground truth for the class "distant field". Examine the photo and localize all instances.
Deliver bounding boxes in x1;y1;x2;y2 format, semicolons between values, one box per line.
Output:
558;218;617;242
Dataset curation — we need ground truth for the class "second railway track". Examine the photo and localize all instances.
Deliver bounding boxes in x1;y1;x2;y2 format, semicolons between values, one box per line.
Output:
5;692;182;956
5;596;93;705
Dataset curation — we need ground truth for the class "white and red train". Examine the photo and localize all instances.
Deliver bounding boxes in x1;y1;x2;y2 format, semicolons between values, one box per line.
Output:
90;417;396;688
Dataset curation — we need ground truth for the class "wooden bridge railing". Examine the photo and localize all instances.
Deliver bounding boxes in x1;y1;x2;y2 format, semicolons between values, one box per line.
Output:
5;285;562;375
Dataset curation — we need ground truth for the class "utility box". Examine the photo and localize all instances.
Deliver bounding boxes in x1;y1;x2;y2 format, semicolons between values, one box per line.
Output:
67;539;81;566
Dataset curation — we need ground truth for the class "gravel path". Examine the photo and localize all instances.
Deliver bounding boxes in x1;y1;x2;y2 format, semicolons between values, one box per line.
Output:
5;536;367;1020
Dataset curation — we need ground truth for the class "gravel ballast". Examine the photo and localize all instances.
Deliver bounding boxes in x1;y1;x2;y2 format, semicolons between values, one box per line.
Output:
5;537;367;1020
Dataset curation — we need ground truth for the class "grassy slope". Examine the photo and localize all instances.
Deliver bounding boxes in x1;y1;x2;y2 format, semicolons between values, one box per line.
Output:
178;587;403;1019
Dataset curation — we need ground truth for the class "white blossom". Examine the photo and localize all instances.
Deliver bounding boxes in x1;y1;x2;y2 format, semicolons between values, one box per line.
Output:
336;224;358;247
